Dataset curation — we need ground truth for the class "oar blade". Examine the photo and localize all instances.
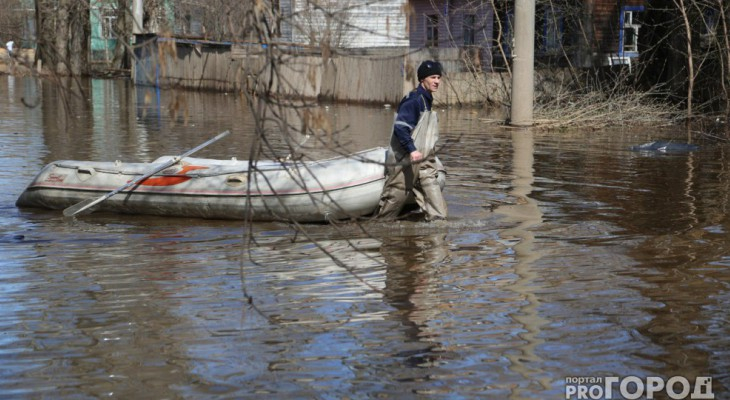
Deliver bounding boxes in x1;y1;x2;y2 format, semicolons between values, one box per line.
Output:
62;197;104;218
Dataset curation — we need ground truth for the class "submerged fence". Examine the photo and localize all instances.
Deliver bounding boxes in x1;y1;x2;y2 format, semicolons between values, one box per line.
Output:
133;35;509;106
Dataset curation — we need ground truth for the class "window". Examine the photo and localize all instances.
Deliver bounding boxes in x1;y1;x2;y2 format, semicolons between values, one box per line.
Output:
620;6;644;55
542;7;563;54
492;8;514;57
463;14;476;46
185;13;203;37
622;11;638;52
426;14;439;47
270;0;281;37
102;15;116;39
701;8;719;48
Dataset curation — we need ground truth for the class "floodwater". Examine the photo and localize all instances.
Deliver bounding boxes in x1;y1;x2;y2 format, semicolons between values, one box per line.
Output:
1;75;728;399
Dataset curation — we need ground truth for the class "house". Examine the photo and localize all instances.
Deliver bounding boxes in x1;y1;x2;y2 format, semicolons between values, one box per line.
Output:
408;0;493;71
590;0;645;68
128;0;657;105
175;0;408;49
407;0;646;72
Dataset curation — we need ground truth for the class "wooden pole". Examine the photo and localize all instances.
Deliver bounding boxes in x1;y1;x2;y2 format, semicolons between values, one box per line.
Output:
510;0;535;126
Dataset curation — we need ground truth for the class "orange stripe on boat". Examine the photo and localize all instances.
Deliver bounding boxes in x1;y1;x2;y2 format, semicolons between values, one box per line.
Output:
138;165;209;186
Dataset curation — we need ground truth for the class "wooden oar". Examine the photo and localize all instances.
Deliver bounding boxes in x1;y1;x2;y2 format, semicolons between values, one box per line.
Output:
62;130;231;218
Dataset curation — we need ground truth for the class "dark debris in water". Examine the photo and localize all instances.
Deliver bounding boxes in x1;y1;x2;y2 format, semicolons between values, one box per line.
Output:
0;233;54;244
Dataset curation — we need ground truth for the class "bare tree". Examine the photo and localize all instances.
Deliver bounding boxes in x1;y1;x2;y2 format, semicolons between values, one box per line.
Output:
111;0;132;70
0;0;27;46
34;0;90;76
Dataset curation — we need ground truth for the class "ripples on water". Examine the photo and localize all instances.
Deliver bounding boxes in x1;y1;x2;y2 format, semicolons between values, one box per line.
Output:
1;76;729;398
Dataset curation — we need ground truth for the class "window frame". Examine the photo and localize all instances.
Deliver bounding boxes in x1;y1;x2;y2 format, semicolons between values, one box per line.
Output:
425;14;439;47
463;14;476;46
701;7;719;48
541;6;563;55
619;5;644;56
490;0;514;60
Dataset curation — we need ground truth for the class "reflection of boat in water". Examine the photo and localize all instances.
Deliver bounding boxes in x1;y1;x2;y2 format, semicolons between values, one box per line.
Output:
16;147;389;222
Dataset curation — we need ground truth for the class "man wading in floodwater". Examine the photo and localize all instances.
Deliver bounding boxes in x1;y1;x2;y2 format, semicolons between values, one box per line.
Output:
376;60;448;222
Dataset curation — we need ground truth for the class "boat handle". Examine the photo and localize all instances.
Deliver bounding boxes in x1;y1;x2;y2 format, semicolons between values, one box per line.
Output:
76;167;95;181
226;175;247;187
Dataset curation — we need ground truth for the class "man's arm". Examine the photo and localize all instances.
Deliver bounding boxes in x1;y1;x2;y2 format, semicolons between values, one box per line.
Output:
393;98;419;154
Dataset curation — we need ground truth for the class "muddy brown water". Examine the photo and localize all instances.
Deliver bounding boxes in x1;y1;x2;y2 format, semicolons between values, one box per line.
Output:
1;76;728;398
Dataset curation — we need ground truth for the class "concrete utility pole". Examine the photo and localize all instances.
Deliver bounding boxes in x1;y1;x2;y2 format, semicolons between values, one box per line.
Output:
510;0;536;126
132;0;144;34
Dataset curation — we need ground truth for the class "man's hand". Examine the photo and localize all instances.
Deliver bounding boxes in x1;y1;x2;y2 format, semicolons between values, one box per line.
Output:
410;150;423;163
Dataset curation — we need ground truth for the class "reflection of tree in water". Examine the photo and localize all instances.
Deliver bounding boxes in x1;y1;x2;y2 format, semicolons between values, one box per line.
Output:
628;230;730;393
536;138;730;391
380;233;450;367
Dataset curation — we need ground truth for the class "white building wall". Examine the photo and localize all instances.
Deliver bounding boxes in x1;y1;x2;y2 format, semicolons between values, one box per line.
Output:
291;0;408;48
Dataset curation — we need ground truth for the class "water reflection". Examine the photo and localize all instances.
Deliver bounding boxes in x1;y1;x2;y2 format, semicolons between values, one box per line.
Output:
11;77;392;167
527;130;730;394
381;234;450;366
2;75;730;397
496;130;551;396
628;223;729;393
